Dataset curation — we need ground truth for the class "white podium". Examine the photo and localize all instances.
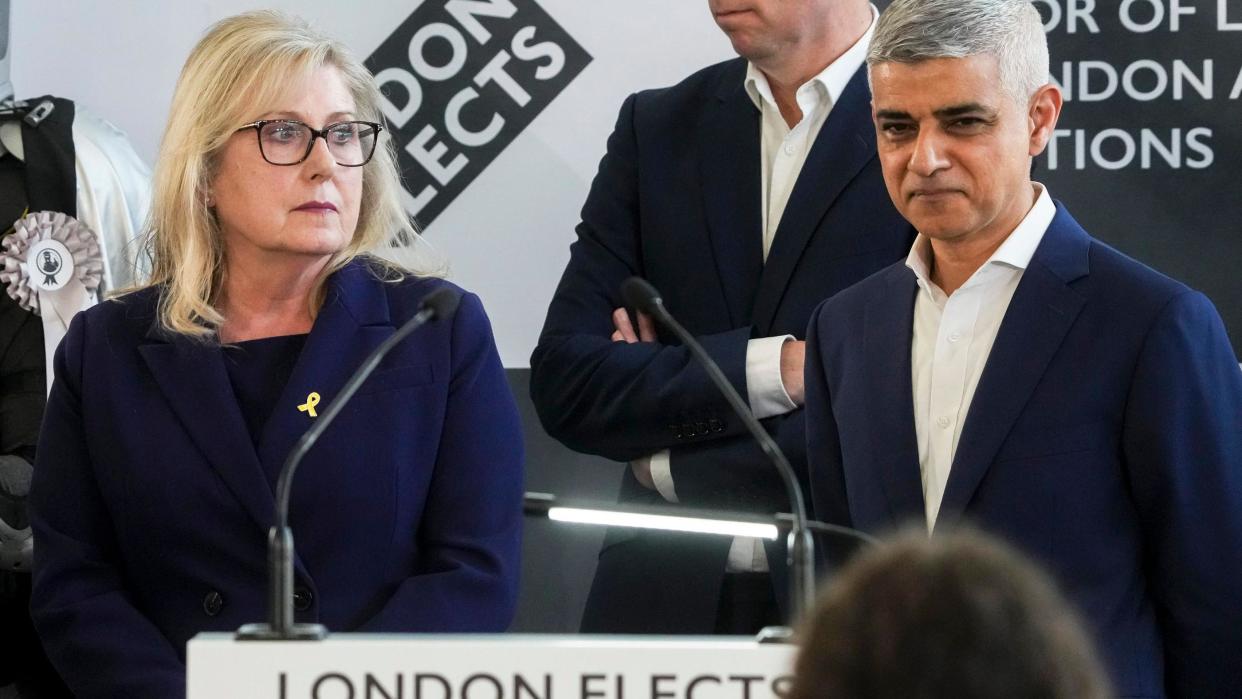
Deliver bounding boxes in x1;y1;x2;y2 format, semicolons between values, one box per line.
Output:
187;634;796;699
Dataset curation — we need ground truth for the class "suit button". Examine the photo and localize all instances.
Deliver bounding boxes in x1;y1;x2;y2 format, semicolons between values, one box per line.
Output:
293;586;314;612
684;423;697;438
202;591;224;617
709;419;725;433
670;424;683;439
696;421;709;435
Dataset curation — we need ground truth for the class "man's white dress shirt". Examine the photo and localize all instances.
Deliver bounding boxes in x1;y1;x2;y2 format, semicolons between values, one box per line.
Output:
908;184;1055;531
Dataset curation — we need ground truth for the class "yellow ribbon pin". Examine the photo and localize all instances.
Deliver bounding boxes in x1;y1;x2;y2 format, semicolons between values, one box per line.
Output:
297;392;321;418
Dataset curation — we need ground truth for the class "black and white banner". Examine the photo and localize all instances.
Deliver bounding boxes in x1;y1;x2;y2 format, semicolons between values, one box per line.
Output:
1034;0;1242;354
365;0;591;227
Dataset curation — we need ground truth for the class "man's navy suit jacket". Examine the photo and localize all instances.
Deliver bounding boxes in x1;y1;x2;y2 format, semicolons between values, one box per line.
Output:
530;57;914;632
805;205;1242;697
29;260;525;698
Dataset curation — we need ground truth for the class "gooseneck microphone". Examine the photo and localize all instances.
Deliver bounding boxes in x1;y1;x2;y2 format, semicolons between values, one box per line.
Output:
620;276;819;624
237;286;462;641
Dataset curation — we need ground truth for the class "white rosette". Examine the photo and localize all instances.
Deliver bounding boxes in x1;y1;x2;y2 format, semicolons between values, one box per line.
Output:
1;211;103;313
0;211;103;394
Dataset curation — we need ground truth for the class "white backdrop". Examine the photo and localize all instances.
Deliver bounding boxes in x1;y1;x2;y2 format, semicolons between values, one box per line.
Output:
11;1;734;367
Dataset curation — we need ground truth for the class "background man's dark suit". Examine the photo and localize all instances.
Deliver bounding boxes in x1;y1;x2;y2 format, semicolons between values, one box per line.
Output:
805;205;1242;697
530;57;914;633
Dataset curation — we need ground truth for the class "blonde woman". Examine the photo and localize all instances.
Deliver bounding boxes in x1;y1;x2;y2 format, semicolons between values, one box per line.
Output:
28;12;523;697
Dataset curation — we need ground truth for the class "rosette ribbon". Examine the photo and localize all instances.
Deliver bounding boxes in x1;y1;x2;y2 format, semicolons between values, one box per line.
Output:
0;211;103;394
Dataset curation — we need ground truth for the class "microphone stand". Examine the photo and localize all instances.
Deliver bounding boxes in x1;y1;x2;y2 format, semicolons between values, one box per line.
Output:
237;286;461;640
620;278;817;627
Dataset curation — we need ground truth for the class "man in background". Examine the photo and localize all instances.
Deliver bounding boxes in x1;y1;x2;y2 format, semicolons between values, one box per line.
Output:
531;0;913;633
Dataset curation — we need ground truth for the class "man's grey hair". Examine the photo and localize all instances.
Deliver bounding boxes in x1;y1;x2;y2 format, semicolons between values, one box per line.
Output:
868;0;1049;102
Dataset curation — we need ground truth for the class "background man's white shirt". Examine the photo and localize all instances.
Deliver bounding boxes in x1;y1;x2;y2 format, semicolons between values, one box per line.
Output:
649;9;878;572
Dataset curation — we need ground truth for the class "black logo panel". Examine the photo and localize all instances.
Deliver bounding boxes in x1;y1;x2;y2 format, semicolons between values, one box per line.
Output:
366;0;592;228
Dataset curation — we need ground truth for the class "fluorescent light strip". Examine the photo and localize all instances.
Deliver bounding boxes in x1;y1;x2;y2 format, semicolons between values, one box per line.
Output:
548;507;779;540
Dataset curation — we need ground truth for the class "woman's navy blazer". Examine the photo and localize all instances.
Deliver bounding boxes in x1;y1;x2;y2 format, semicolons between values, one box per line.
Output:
28;258;524;698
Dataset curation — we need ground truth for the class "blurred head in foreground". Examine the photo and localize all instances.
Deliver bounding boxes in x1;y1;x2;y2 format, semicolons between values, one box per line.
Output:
790;529;1113;699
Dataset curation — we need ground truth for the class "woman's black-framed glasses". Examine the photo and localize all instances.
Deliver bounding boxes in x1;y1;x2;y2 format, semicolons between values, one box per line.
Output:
237;120;384;167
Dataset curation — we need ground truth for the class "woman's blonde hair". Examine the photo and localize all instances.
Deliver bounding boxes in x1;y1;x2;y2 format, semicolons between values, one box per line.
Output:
140;10;442;337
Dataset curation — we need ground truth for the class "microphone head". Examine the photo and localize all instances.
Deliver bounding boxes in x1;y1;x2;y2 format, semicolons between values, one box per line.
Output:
419;287;462;321
621;277;662;315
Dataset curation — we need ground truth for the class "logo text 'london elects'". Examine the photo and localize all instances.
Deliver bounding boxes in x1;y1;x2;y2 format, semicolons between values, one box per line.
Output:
366;0;591;227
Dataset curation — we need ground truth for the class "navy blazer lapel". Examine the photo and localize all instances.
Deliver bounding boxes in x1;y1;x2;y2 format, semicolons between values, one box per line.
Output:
138;323;274;533
256;261;395;491
859;266;925;527
752;67;878;335
697;61;764;328
938;207;1091;522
